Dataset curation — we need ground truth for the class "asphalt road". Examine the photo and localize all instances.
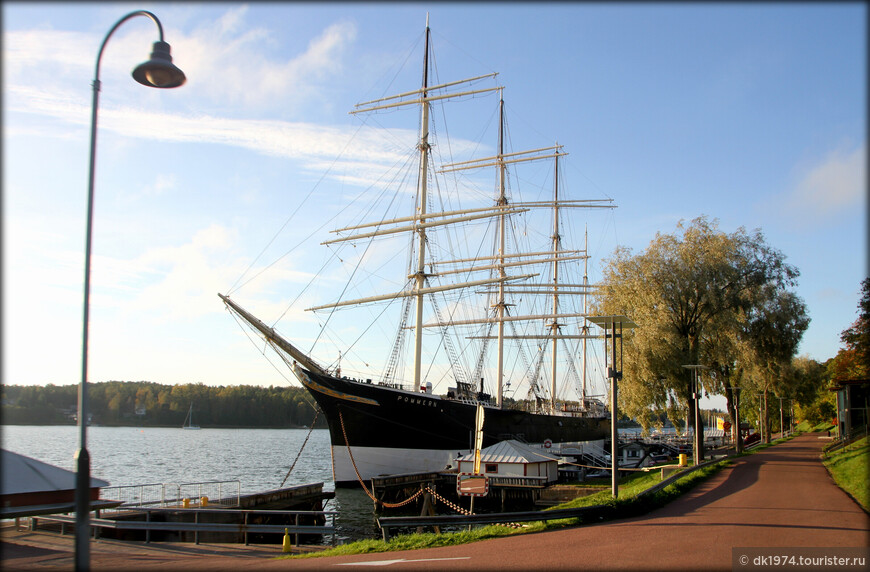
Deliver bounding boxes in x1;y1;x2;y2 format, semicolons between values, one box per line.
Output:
3;433;868;571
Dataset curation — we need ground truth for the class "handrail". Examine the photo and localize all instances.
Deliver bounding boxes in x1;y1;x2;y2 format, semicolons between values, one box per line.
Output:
823;426;868;457
100;480;241;512
32;507;337;546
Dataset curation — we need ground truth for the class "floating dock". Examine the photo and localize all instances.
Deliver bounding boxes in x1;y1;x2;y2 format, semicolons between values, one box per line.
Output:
23;481;337;547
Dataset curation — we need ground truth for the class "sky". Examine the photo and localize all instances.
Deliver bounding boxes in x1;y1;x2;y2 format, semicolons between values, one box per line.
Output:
3;3;867;400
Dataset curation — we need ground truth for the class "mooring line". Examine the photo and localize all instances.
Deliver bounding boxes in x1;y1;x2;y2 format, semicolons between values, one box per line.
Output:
339;410;424;508
280;409;321;488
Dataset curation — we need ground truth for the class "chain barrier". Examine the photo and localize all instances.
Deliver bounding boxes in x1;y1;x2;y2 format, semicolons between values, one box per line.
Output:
338;411;525;527
421;485;523;529
423;485;470;516
339;410;424;508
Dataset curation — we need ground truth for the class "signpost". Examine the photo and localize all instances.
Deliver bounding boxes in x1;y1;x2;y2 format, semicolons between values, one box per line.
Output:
456;404;488;514
473;404;484;474
456;473;489;497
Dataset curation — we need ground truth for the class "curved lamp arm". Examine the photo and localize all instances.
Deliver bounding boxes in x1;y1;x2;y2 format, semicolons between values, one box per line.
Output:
77;10;185;571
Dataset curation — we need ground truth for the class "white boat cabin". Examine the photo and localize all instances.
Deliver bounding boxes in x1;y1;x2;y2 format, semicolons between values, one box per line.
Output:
456;440;558;483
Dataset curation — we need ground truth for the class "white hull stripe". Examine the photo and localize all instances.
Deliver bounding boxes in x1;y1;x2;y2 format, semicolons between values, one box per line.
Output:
332;445;469;484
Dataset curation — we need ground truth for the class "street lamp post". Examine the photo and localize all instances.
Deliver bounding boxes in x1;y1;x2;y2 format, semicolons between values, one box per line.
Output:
779;397;785;439
733;387;742;453
76;11;185;571
757;393;765;443
588;315;637;499
682;365;709;466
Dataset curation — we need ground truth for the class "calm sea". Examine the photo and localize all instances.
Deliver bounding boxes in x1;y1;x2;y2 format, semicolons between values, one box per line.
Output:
1;425;379;541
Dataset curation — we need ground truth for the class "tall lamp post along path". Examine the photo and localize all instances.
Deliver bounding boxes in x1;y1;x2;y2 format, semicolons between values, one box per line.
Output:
76;10;185;571
588;315;637;499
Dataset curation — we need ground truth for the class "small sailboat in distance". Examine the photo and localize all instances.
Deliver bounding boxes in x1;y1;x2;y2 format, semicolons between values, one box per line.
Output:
183;403;200;430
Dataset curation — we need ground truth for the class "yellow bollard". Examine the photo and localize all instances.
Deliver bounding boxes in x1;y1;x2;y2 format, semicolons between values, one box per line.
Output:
200;496;209;507
678;453;687;467
282;528;292;553
182;498;190;509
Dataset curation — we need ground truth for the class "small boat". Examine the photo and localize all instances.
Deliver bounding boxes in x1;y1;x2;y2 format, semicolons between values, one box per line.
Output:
182;403;200;430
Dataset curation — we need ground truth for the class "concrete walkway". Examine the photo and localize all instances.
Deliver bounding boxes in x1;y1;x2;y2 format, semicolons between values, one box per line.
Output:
2;434;868;571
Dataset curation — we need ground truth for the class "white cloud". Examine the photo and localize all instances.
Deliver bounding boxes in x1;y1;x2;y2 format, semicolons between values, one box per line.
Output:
782;144;867;224
6;81;484;193
4;9;488;201
174;10;356;111
3;9;357;115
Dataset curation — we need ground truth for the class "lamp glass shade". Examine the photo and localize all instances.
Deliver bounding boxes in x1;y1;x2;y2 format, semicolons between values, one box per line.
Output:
132;41;186;88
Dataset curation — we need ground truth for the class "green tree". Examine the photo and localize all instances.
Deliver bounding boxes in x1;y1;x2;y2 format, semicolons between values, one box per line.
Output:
840;278;870;369
598;217;806;451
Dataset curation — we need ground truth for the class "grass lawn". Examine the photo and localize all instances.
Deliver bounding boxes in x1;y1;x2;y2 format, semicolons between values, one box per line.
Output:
281;459;730;560
823;434;869;511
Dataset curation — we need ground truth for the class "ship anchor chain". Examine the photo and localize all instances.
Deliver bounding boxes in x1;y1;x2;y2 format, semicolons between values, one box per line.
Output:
339;410;424;508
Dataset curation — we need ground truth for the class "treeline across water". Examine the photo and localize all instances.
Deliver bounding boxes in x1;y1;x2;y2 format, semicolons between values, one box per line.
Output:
0;381;324;428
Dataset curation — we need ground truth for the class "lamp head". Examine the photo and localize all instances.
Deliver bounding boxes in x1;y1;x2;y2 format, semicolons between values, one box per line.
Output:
132;41;186;88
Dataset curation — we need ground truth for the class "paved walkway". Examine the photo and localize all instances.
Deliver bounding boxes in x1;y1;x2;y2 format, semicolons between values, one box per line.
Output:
2;434;867;571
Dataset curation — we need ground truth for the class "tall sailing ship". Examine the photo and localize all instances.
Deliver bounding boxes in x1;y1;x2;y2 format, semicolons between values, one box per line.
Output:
220;19;616;486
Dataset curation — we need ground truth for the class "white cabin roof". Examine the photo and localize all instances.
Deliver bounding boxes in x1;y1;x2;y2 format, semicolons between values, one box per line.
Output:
1;449;109;495
458;440;555;465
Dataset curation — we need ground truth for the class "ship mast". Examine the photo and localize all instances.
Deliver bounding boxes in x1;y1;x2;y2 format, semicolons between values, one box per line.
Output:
582;226;589;405
412;17;432;389
549;150;561;411
495;94;507;407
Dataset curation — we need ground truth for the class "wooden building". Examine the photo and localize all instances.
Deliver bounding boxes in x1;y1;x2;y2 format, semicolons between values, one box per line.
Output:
456;440;558;483
1;449;111;518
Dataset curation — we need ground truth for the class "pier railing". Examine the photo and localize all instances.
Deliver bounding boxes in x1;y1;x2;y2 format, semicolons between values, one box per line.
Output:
99;480;241;514
31;507;337;546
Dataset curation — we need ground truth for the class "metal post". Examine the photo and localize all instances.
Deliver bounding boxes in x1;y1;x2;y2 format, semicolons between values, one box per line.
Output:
758;393;764;443
693;369;704;467
75;11;185;570
589;315;636;500
734;388;742;453
779;397;785;439
610;320;618;498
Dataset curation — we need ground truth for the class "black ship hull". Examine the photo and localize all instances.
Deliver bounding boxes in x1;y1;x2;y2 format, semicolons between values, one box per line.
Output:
296;367;609;486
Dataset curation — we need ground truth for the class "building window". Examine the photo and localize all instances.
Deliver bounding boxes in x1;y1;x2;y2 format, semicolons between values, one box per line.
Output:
485;464;498;473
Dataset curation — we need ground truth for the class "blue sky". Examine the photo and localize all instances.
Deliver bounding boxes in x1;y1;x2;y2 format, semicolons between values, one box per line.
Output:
3;3;866;398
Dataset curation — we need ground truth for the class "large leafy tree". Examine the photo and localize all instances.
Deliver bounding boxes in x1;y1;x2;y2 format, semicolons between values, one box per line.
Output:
834;278;870;380
740;286;810;441
598;217;807;449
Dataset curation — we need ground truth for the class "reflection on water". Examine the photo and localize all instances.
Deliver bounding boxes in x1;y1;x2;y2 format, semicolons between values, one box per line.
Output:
328;488;381;542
